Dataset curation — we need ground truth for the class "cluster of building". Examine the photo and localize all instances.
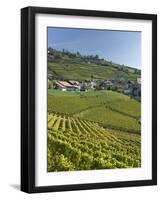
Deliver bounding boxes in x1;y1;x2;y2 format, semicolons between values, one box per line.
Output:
49;78;141;98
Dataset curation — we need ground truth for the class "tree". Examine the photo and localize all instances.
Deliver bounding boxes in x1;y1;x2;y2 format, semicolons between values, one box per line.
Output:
55;54;62;59
48;80;53;89
48;47;55;56
95;54;99;59
76;51;80;57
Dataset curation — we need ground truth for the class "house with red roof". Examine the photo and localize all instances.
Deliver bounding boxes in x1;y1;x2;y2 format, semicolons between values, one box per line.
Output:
55;80;80;91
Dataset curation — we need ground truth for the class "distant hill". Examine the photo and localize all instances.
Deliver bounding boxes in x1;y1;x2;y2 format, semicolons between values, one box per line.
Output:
48;48;141;81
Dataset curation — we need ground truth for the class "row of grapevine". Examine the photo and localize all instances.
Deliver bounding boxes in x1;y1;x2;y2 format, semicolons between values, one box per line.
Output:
48;113;141;172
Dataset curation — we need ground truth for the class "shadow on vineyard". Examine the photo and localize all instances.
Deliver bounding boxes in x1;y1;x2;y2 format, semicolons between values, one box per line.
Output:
47;113;141;171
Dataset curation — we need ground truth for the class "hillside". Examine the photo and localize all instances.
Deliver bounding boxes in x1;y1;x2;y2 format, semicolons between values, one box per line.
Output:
48;113;141;171
48;48;141;81
48;90;141;133
47;48;141;172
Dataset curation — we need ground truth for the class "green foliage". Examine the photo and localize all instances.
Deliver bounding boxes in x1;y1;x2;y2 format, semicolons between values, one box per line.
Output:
48;90;141;133
48;113;141;172
48;79;52;89
76;106;140;133
48;61;116;81
108;99;141;118
47;47;141;81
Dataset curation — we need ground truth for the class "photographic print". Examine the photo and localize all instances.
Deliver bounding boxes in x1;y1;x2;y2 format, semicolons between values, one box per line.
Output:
21;6;157;193
47;28;141;172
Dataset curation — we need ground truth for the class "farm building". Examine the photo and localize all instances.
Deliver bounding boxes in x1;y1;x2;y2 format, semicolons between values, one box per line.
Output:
68;80;80;87
55;80;80;91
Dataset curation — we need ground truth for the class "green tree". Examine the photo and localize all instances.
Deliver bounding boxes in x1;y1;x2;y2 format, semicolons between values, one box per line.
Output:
48;80;52;89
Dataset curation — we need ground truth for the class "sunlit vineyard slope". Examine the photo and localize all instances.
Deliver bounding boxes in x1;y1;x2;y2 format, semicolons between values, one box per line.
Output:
48;113;141;171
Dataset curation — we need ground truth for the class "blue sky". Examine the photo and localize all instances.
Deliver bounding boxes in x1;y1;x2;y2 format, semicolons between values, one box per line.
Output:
48;27;141;69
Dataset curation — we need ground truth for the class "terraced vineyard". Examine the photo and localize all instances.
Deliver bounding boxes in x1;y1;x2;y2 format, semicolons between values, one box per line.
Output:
48;90;141;133
48;113;141;172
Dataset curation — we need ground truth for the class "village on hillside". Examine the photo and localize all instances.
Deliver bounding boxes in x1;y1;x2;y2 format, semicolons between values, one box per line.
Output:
47;48;141;101
48;77;141;100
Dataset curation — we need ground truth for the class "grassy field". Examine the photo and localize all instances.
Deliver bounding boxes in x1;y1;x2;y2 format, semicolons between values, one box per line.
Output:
47;89;141;171
74;107;140;133
48;62;116;80
48;61;140;81
48;90;141;133
48;113;141;171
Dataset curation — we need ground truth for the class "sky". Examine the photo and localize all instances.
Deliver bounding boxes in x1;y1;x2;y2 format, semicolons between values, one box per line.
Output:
48;27;141;69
